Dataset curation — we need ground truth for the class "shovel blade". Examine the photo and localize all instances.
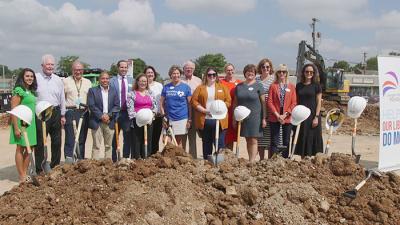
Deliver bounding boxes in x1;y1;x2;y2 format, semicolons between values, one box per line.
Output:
207;154;224;165
343;189;357;199
41;161;52;174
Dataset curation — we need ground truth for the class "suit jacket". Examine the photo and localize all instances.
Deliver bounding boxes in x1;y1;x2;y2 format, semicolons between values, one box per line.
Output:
267;82;297;124
87;85;120;130
110;75;133;131
191;83;231;130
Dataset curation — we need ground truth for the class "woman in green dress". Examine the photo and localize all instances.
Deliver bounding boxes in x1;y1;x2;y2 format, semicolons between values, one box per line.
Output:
9;68;37;183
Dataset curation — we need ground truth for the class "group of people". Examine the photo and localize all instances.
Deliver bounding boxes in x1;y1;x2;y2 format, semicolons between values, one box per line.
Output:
9;54;323;183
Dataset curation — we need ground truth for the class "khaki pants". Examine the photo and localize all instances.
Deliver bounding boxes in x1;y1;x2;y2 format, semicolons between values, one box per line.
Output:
91;123;114;160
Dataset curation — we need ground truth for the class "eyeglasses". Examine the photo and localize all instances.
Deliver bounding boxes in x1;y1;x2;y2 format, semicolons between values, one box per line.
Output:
305;70;314;74
207;73;217;77
261;65;270;69
278;71;287;74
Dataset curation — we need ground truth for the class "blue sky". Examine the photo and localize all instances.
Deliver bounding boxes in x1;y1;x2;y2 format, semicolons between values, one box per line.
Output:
1;0;399;77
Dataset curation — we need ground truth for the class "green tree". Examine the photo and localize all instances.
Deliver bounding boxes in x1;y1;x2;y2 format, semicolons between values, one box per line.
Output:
389;51;400;56
194;53;227;78
366;56;378;70
332;60;350;71
57;56;90;76
109;63;118;76
132;58;146;77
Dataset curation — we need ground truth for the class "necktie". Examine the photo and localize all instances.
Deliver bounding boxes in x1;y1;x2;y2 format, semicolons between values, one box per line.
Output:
121;76;126;110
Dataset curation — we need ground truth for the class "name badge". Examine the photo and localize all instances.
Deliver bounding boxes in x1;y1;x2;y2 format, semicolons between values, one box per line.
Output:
217;89;223;93
248;87;254;91
75;97;82;106
285;88;290;92
170;86;174;89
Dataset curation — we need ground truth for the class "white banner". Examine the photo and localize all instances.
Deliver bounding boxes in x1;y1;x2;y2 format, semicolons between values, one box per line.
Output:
378;56;400;172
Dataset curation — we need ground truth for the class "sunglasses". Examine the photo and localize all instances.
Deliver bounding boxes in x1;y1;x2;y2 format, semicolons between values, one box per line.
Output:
305;70;314;74
207;73;217;77
261;65;270;69
278;71;287;74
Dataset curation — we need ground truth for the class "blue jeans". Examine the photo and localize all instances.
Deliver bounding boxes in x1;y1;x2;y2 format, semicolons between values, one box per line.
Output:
200;119;226;160
270;122;292;158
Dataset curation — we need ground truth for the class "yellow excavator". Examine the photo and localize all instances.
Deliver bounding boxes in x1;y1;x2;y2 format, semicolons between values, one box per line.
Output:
295;40;350;104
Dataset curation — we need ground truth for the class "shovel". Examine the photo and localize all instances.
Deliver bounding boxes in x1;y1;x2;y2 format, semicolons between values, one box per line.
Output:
289;123;301;159
351;118;361;163
343;169;381;199
207;120;224;166
21;125;40;186
72;104;88;162
115;121;121;161
324;126;334;155
144;124;148;158
235;121;241;157
40;113;51;174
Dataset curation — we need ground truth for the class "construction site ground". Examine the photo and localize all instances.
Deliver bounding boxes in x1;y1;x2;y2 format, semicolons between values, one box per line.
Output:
1;103;399;224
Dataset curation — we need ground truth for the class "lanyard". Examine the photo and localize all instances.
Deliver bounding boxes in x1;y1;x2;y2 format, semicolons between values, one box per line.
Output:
74;78;82;97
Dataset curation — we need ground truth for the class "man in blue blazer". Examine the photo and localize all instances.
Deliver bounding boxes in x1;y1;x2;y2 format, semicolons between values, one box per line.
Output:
87;71;120;159
109;60;133;161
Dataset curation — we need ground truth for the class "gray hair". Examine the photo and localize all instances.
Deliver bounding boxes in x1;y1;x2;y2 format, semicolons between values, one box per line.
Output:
72;60;83;69
183;60;195;69
41;54;55;65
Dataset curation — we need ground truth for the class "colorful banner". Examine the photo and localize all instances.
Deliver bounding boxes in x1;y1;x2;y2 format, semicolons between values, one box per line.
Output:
378;56;400;172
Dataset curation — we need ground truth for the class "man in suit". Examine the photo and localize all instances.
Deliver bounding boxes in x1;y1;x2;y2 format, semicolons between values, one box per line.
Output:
110;60;132;161
87;71;120;159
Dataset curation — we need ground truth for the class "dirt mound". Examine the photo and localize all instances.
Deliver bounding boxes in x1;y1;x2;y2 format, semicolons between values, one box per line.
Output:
0;113;10;128
322;101;380;135
1;144;399;225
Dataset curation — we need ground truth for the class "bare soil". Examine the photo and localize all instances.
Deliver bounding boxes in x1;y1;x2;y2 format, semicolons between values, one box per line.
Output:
0;144;399;225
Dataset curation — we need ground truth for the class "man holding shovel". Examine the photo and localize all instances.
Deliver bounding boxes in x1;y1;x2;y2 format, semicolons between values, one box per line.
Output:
35;54;66;173
87;71;120;160
63;61;92;162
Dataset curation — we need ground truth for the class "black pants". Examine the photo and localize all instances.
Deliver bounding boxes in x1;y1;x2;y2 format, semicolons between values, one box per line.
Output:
130;118;153;159
35;107;62;173
270;122;292;158
151;116;163;154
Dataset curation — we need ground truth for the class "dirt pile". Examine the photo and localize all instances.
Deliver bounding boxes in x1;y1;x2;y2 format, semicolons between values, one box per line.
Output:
322;101;380;135
1;144;399;225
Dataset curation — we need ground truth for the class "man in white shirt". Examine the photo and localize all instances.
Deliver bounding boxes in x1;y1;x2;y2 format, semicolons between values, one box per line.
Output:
63;61;92;162
181;60;202;158
35;54;66;173
87;71;120;159
109;60;133;161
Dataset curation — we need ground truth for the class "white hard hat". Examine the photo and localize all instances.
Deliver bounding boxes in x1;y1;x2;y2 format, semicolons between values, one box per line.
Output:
347;96;367;119
210;100;228;120
35;101;53;121
325;108;345;132
291;105;311;126
7;105;33;125
234;105;251;121
136;108;154;127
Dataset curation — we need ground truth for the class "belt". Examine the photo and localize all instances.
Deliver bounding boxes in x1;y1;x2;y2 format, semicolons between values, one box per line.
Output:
53;105;61;111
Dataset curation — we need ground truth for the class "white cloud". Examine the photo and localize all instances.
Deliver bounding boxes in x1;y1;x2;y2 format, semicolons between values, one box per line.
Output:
0;0;258;75
165;0;257;14
273;30;309;45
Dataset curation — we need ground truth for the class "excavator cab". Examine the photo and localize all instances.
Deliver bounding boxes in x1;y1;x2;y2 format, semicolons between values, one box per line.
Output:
296;40;350;104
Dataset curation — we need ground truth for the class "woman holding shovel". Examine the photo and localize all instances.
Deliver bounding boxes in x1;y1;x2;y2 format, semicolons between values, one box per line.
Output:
267;64;297;158
9;68;37;183
127;74;158;159
192;67;231;159
294;63;323;157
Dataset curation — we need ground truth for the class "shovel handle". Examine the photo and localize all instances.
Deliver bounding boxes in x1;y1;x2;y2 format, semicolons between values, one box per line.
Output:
324;126;334;154
22;130;32;154
144;125;148;158
235;122;241;157
42;121;47;145
72;120;77;136
115;122;120;150
351;118;358;157
290;124;301;159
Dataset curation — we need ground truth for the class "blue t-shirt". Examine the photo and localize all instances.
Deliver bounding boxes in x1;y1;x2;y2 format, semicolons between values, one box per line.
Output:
161;82;192;121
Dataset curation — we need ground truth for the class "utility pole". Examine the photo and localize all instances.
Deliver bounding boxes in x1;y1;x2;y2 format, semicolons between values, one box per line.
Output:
311;18;319;50
2;65;4;93
363;52;367;74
